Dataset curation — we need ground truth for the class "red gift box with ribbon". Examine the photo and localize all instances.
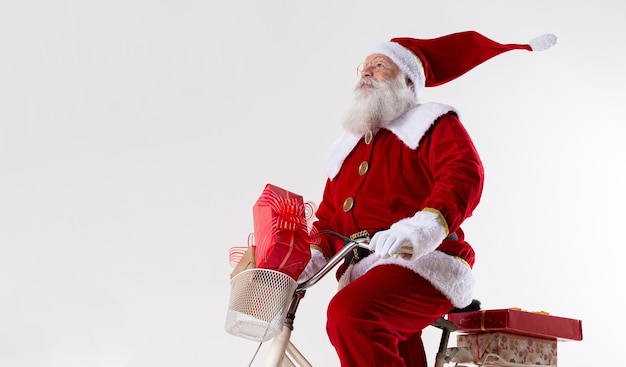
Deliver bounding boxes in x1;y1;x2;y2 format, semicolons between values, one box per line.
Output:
448;308;583;341
252;184;311;280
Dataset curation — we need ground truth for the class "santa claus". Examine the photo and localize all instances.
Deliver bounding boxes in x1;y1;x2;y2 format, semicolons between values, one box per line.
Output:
300;31;557;367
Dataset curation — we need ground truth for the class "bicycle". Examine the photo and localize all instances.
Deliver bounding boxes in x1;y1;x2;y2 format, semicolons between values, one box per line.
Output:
225;235;481;367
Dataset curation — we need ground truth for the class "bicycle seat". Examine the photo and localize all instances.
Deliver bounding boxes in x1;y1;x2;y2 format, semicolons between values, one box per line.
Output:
432;299;481;333
449;299;481;314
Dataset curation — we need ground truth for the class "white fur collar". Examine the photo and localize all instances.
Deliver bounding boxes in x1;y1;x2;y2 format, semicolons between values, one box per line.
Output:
325;102;457;179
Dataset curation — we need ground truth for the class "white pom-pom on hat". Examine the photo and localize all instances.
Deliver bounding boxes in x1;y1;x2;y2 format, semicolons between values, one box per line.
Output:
529;33;558;51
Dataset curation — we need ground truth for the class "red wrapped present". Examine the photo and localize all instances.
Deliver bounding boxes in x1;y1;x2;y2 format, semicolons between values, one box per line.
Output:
252;184;311;280
448;308;583;341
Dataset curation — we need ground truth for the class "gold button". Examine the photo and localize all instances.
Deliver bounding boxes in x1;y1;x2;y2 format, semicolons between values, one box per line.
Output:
343;197;354;212
358;161;369;175
364;130;373;144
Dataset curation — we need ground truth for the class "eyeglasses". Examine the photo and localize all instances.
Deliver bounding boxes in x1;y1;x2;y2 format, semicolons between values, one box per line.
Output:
356;59;392;76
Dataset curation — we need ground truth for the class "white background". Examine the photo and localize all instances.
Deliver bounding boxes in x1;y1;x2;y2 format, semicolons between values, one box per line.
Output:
1;0;624;366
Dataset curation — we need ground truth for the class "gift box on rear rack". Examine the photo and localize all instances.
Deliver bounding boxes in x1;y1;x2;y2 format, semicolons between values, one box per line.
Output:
252;184;311;280
456;332;558;366
448;308;583;341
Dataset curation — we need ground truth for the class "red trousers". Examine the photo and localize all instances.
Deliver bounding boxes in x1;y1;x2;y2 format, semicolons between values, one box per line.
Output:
326;264;453;367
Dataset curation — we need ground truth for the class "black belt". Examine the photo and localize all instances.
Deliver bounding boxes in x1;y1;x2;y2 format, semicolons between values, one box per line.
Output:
343;230;459;266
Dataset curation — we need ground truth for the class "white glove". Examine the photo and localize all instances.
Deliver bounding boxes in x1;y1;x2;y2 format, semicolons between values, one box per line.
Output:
297;248;327;282
370;210;447;260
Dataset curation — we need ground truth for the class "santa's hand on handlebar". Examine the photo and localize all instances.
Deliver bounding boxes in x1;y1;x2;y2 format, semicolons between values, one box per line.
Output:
370;210;447;260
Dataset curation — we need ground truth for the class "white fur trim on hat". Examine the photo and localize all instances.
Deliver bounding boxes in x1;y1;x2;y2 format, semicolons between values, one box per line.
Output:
369;41;426;99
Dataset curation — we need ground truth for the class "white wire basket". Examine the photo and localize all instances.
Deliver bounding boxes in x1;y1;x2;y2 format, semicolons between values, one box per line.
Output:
225;268;298;342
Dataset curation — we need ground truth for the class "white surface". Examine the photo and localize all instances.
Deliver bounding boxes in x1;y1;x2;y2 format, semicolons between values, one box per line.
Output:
1;1;623;366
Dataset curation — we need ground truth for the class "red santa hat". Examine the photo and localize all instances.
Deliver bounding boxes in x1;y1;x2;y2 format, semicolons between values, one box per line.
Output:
369;31;557;98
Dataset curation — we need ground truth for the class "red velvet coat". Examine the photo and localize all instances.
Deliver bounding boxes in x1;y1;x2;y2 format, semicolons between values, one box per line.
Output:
312;103;484;306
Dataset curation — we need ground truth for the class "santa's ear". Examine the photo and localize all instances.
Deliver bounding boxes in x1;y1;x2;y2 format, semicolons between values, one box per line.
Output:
405;76;414;90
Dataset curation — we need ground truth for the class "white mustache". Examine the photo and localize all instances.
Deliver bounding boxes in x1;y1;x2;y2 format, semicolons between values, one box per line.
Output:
357;77;379;88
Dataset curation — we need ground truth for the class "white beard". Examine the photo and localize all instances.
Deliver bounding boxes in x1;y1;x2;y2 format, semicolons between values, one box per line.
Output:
341;75;417;135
